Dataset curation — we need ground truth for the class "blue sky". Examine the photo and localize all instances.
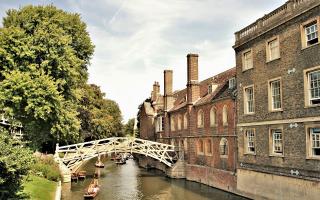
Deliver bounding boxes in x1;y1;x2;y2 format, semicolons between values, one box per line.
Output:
0;0;284;122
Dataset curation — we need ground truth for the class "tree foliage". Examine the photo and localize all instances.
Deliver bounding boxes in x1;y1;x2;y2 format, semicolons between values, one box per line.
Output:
123;118;135;137
0;128;34;198
78;84;123;140
0;5;95;150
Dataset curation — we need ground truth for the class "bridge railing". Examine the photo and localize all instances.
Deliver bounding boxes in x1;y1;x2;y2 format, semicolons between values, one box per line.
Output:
55;137;179;172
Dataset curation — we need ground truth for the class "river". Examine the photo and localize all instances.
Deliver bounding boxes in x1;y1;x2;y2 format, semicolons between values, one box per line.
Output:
61;156;248;200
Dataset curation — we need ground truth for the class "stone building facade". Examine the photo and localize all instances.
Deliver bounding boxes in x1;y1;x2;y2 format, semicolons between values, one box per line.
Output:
233;0;320;199
138;54;238;193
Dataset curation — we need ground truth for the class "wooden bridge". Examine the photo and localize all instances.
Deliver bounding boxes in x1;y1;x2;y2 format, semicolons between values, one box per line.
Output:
55;137;178;173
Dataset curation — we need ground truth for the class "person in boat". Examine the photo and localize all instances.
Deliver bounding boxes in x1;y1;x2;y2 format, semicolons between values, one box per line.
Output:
87;179;98;194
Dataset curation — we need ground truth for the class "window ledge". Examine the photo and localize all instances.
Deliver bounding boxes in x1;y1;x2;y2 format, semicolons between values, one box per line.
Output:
242;67;253;72
269;109;283;113
210;124;217;128
220;155;228;158
244;113;255;116
301;42;319;50
306;156;320;160
223;123;228;127
305;104;320;108
244;153;256;156
269;154;284;158
266;57;281;63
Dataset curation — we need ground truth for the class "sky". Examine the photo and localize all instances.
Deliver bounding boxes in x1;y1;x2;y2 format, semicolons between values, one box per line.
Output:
0;0;285;122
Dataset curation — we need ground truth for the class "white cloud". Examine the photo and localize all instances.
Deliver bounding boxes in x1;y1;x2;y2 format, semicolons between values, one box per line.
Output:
0;0;286;122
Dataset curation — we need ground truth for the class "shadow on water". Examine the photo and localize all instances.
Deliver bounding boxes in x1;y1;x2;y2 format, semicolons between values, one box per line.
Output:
61;158;248;200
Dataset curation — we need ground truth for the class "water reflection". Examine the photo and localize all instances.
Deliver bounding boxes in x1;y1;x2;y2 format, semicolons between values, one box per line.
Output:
62;158;247;200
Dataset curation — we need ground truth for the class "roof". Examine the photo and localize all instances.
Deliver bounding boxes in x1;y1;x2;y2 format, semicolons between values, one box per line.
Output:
143;102;154;116
169;67;236;112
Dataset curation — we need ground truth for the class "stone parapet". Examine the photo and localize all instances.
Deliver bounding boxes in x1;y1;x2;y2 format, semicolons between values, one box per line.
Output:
234;0;320;48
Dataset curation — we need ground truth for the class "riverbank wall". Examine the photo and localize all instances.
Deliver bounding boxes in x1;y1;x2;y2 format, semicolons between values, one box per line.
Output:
136;155;185;178
136;155;243;197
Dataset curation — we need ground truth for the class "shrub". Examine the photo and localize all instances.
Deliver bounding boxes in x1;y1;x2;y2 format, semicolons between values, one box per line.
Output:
31;155;60;182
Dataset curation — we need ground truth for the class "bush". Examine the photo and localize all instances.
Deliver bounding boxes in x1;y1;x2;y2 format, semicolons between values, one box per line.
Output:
31;155;60;182
0;128;35;198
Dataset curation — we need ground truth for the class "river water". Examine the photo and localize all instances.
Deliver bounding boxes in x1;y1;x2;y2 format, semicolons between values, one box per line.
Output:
61;157;247;200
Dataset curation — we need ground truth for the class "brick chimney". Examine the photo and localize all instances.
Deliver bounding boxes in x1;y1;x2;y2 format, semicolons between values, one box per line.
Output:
151;81;160;102
164;70;174;111
187;53;200;104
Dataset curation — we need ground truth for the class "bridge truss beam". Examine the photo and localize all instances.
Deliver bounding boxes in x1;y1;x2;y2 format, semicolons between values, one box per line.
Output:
55;137;178;172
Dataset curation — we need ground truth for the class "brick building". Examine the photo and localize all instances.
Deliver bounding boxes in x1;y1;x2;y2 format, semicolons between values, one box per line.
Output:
233;0;320;199
138;54;238;192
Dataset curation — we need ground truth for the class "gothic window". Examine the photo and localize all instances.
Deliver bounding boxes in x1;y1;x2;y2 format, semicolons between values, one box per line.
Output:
210;107;216;127
197;109;204;128
219;138;228;157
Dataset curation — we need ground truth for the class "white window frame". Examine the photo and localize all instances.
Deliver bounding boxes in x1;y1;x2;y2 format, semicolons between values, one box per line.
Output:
308;70;320;105
269;128;284;156
242;49;253;71
244;129;255;154
306;125;320;159
243;85;255;114
266;36;280;62
155;116;164;132
268;78;282;111
304;66;320;107
219;138;228;158
229;77;236;89
300;17;320;49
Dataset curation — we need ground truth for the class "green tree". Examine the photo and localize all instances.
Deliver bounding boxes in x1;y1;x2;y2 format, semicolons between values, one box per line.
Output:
0;5;94;150
78;84;123;140
123;118;135;137
0;128;34;198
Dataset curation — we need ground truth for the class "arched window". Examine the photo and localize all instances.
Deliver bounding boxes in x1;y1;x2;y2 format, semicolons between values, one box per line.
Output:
180;140;184;151
223;105;228;125
197;109;204;128
183;113;188;129
177;115;182;130
206;139;212;154
220;138;228;157
198;139;204;154
184;138;188;152
210;107;217;127
171;116;175;131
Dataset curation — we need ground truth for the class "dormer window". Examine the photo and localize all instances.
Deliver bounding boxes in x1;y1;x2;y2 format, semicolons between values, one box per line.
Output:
208;84;218;94
229;77;236;89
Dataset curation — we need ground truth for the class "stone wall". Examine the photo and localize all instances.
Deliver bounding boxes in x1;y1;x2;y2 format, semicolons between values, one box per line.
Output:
237;169;320;200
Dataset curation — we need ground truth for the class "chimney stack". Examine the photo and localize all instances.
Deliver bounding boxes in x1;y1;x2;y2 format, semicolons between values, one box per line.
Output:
164;70;174;111
187;53;200;104
151;81;160;102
